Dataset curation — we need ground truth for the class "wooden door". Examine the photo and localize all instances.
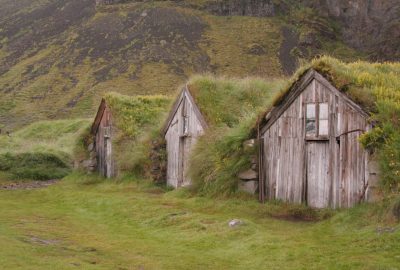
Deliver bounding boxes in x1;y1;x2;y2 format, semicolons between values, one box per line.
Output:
104;127;112;178
306;141;330;208
178;97;191;186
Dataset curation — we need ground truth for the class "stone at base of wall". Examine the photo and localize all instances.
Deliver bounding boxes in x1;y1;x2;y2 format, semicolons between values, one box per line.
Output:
239;180;258;194
238;169;258;180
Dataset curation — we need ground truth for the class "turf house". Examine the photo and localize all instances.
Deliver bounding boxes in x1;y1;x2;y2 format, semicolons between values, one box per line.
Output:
162;85;208;188
257;63;386;208
90;93;170;178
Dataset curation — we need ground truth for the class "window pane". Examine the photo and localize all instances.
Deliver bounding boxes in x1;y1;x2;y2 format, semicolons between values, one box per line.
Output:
306;104;316;119
319;119;329;136
183;116;189;134
306;119;316;135
319;103;328;119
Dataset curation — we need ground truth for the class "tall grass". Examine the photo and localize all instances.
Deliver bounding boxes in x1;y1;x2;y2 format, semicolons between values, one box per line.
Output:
187;76;284;196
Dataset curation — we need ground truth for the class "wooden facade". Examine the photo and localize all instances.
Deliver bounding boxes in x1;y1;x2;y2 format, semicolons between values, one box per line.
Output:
91;99;115;178
163;86;207;188
259;69;375;208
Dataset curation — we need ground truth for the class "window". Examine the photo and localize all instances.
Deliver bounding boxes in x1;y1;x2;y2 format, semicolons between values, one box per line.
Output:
319;103;329;136
183;116;189;136
305;102;329;138
306;104;316;136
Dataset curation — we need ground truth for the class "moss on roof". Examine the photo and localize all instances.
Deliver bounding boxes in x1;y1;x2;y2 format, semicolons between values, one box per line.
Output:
187;75;285;128
104;92;171;138
272;56;400;113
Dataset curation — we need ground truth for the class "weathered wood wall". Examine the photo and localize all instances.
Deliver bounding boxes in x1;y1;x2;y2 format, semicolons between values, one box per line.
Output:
165;91;205;188
261;74;372;208
94;105;115;178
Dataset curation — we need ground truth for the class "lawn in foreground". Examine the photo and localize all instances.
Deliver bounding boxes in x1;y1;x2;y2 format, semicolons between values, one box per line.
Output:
0;173;399;270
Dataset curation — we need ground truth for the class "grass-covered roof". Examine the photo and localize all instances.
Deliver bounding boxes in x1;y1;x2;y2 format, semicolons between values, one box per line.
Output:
179;75;283;196
100;92;171;138
187;57;400;196
271;56;400;113
185;75;284;129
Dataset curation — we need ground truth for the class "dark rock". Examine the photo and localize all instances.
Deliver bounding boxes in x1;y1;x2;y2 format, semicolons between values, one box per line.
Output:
247;44;266;55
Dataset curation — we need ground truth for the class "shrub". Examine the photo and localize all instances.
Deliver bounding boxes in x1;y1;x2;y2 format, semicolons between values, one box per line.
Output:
0;152;71;180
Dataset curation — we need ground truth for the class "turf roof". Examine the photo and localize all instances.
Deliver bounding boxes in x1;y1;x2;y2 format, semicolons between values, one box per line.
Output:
183;75;284;129
256;56;400;128
97;92;171;138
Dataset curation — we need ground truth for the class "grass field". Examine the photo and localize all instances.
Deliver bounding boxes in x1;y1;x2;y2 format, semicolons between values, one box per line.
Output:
0;173;399;270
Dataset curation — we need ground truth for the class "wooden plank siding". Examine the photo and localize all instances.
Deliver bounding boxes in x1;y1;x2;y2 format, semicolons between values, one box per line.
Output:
260;71;372;208
93;102;116;178
164;88;206;188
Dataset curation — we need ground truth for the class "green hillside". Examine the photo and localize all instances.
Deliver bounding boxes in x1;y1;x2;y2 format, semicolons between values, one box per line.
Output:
0;0;374;130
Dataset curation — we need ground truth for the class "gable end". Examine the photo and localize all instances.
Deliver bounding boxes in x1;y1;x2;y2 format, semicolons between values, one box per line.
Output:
162;85;208;135
261;69;369;134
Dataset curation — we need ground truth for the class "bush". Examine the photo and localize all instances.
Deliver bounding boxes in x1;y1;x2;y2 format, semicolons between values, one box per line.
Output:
0;152;71;180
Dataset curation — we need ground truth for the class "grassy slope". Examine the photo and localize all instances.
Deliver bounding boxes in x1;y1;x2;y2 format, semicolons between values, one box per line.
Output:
0;119;91;157
0;119;90;180
0;174;399;269
0;0;365;130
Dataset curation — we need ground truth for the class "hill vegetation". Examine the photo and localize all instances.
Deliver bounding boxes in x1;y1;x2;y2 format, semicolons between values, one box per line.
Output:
0;0;381;130
0;119;91;180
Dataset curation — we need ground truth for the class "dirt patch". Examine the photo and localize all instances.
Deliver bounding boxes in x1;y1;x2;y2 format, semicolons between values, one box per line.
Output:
279;26;299;75
0;179;59;190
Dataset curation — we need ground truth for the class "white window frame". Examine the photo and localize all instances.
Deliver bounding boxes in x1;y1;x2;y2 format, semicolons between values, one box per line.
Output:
305;102;329;140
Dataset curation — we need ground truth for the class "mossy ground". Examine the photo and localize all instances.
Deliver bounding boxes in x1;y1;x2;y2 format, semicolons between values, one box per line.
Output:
0;173;398;269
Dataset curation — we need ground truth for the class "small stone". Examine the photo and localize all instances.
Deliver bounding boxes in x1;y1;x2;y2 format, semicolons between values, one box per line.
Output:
141;11;147;17
243;139;255;148
238;169;258;180
87;143;94;152
239;180;258;194
229;219;244;227
160;40;167;46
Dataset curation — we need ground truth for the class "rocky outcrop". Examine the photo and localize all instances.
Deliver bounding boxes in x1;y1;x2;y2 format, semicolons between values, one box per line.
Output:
205;0;275;17
304;0;400;61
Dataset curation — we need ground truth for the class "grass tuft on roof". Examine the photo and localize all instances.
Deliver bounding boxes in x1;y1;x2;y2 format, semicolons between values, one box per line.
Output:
186;75;284;196
102;92;171;177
